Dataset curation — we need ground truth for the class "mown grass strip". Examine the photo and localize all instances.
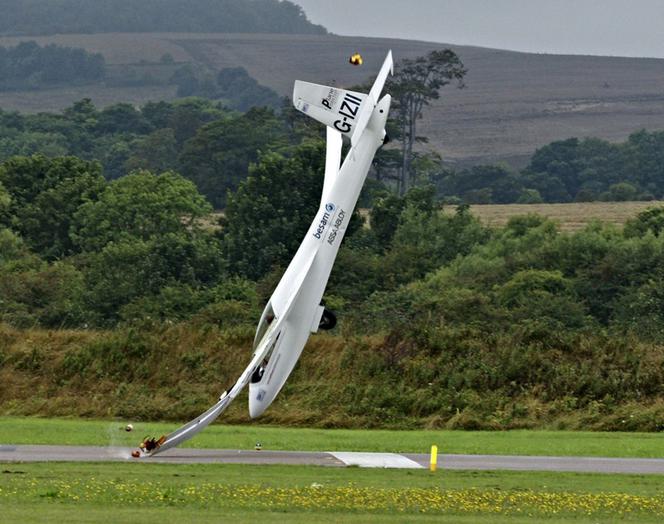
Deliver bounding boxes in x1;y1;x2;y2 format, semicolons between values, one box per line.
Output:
1;416;663;458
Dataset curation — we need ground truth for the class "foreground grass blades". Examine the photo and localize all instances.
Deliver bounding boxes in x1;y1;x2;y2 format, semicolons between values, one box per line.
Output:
1;464;664;522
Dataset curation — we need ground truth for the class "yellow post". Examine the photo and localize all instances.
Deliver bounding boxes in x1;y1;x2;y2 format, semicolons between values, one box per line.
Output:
430;444;438;472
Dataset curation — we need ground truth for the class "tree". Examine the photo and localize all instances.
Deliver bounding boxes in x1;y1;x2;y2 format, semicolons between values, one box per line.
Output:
178;106;289;207
63;98;98;125
624;130;664;199
125;128;178;173
216;67;281;111
0;180;10;220
72;170;212;252
624;206;664;238
170;65;200;97
95;103;153;135
0;155;106;259
439;164;522;204
221;140;326;279
0;41;105;90
141;100;175;130
0;0;328;36
387;50;466;195
167;98;227;144
0;256;85;327
521;137;626;203
599;182;638;202
370;193;405;247
383;198;488;286
80;233;224;325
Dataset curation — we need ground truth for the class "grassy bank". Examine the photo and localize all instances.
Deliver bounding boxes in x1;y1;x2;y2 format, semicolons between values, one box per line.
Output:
2;417;664;458
2;463;664;523
1;322;663;432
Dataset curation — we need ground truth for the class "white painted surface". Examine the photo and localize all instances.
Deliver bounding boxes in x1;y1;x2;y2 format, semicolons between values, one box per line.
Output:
329;452;424;469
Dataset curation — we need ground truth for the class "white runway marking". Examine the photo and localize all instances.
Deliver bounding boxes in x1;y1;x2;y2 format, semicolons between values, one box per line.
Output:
329;452;424;469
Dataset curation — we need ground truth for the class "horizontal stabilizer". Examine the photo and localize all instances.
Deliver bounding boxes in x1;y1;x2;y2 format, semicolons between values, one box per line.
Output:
293;81;369;141
293;51;393;147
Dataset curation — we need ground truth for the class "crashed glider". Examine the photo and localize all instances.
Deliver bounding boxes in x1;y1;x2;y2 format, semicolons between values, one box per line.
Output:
136;51;393;457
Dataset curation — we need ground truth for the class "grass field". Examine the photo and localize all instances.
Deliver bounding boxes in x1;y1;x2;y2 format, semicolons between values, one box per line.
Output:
463;201;664;232
3;418;664;522
1;462;663;523
2;417;664;458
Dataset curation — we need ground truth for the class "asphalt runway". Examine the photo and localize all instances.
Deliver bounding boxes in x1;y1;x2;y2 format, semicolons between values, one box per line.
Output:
1;445;663;474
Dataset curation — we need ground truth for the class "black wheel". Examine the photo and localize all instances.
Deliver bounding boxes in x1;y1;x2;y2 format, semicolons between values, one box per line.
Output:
319;308;337;330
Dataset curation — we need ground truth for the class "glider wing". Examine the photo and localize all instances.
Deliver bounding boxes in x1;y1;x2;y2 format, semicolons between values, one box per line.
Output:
142;250;319;457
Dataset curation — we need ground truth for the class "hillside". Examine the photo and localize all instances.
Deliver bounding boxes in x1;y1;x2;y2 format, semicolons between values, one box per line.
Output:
1;33;664;166
0;0;326;36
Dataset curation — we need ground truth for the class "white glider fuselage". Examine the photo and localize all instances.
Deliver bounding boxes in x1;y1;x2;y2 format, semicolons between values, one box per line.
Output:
248;94;391;418
137;52;393;457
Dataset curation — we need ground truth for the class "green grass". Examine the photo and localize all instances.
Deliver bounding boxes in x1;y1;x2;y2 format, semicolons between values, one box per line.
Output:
3;418;664;522
1;416;663;458
1;463;663;523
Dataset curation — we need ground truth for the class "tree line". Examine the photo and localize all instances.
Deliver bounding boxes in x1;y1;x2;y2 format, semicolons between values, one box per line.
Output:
172;65;281;111
5;99;664;211
437;133;664;204
0;41;105;90
0;97;300;207
2;146;664;335
0;0;326;36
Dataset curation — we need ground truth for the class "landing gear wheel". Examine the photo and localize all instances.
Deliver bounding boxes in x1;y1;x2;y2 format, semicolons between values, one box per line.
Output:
319;308;337;330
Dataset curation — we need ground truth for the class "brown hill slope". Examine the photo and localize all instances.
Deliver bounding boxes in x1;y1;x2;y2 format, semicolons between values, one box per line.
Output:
1;32;664;166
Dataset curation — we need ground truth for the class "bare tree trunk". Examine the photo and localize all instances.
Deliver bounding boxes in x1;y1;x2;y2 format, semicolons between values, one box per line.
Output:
399;113;408;196
404;102;417;194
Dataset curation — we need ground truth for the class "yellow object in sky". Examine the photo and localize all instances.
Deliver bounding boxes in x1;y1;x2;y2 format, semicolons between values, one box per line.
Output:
349;53;363;66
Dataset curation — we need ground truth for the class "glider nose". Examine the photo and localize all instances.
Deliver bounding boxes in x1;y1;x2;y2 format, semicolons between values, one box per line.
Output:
248;389;268;418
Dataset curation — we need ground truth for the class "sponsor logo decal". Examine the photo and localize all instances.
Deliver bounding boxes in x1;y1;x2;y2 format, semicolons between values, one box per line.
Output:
313;203;336;239
321;88;339;111
313;211;330;239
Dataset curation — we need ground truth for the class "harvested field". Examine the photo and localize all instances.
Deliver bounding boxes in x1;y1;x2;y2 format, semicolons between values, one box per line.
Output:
461;201;664;232
211;201;663;234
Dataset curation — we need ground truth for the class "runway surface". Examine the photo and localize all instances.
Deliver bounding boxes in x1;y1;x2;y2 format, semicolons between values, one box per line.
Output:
1;445;664;474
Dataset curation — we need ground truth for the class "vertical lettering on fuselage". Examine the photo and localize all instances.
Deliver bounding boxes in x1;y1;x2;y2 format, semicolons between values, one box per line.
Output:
333;92;362;134
326;209;346;245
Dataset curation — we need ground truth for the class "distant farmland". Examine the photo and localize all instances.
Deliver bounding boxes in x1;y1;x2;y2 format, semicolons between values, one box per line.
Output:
459;201;664;232
211;201;663;234
1;32;664;167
